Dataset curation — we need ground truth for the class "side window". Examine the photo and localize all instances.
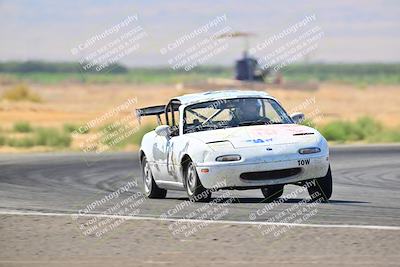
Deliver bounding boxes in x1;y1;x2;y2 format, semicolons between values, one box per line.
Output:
166;102;180;136
172;110;180;127
262;100;282;123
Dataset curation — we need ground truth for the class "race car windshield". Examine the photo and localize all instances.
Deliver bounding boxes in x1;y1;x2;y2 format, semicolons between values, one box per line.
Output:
183;98;292;133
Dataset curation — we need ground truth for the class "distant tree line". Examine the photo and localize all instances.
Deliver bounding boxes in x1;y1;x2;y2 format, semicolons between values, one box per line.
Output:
0;61;399;84
281;63;400;76
0;61;128;73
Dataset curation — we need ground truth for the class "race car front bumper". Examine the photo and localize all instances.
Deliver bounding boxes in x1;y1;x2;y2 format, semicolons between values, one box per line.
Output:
195;155;330;189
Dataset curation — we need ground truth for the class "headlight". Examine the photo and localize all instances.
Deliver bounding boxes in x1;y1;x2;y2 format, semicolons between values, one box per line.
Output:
216;154;241;162
298;147;321;154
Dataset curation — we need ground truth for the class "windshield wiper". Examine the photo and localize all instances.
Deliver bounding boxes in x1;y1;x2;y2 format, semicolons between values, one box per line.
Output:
189;124;218;132
238;119;284;126
238;119;269;126
187;123;229;133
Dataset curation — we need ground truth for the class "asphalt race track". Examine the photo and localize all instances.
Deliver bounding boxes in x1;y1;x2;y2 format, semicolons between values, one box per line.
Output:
0;145;399;226
1;145;400;266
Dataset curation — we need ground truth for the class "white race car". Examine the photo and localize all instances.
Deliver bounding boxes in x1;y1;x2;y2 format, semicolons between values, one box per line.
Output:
137;90;332;202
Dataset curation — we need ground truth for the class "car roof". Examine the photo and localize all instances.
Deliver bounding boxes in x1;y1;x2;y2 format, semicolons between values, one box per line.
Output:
173;90;271;105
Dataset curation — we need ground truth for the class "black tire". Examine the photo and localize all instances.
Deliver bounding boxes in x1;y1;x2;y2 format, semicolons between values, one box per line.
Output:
185;161;211;202
307;165;332;202
141;156;167;199
261;185;284;202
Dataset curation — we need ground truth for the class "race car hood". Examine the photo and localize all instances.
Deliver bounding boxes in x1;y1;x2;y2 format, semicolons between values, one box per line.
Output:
187;124;320;149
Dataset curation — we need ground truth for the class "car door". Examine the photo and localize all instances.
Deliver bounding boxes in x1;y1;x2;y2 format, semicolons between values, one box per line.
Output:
156;100;181;182
166;135;184;182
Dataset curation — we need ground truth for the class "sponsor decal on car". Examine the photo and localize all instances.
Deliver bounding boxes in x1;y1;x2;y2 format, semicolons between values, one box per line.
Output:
246;138;273;144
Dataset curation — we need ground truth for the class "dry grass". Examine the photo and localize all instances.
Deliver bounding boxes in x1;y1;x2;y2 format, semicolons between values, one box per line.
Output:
268;83;400;127
0;82;399;152
1;83;399;126
1;84;42;102
0;82;399;127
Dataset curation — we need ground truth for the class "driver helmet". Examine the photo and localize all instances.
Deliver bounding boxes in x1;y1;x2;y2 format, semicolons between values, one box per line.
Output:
238;98;261;116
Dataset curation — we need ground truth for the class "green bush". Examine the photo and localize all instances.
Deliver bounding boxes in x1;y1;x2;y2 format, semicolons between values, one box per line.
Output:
354;116;382;140
98;123;155;148
13;121;32;133
7;137;35;148
319;117;387;142
319;121;353;142
34;127;71;147
128;124;156;146
99;123;120;134
63;123;89;134
63;123;78;133
1;126;72;148
300;118;316;128
0;135;5;146
367;129;400;143
99;123;121;146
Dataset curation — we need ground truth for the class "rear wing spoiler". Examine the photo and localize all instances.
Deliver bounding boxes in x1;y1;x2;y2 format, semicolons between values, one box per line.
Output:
135;105;165;125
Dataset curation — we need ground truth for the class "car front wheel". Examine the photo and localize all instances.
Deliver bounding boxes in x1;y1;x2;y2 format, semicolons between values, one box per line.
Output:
307;165;332;202
261;185;284;202
142;156;167;199
185;161;211;202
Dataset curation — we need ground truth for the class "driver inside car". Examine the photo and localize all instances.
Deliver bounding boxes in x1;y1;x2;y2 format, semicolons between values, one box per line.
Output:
229;98;270;126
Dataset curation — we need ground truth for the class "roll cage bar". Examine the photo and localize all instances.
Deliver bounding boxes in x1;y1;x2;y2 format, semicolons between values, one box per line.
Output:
135;99;181;128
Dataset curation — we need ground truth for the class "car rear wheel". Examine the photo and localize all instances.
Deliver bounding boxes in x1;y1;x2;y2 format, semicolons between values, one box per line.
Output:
185;161;211;202
307;165;332;202
261;185;284;202
142;156;167;199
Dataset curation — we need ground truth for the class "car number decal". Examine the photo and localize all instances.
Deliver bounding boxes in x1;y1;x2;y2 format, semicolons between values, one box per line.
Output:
298;159;310;166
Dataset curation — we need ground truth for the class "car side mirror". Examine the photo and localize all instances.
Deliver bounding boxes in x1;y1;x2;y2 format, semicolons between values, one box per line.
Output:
290;112;305;124
155;125;171;137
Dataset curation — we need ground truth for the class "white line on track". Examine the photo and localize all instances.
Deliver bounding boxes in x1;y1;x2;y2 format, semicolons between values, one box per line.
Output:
1;210;400;231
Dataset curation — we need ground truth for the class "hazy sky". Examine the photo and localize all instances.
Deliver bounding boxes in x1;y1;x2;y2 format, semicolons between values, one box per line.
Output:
0;0;399;66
